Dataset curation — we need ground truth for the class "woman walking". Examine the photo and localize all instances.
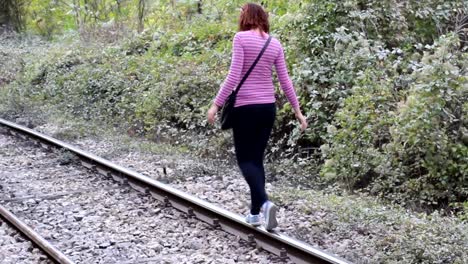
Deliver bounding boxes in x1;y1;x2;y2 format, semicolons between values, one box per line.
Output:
207;3;307;230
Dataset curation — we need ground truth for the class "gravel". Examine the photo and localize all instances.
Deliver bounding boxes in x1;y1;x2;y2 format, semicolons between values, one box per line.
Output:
0;130;289;263
31;122;468;264
0;219;52;264
53;135;331;248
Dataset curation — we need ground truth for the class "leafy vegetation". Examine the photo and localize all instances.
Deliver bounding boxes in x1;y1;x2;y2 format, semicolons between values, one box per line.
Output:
0;0;26;31
0;0;467;215
274;187;467;264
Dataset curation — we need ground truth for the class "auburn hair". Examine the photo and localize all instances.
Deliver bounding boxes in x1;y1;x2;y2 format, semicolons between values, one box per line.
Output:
239;3;269;34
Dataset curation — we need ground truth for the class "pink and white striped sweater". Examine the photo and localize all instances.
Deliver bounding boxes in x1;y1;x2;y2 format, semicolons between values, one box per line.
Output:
214;30;299;109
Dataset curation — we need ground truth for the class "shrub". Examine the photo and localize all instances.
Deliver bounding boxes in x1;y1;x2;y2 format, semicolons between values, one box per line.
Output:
1;0;467;212
322;35;468;209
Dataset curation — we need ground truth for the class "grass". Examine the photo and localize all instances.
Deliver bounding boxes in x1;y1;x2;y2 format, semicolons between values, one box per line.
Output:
1;30;467;264
2;99;466;264
272;187;467;263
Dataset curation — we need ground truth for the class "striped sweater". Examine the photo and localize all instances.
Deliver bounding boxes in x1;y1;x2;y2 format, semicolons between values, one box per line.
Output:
214;30;299;109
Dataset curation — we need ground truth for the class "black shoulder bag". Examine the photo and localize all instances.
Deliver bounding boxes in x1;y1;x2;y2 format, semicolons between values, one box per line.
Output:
220;36;272;130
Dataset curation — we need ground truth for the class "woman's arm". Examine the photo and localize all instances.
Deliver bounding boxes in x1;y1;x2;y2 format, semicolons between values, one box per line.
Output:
208;33;244;125
213;33;244;107
274;45;299;110
274;44;307;131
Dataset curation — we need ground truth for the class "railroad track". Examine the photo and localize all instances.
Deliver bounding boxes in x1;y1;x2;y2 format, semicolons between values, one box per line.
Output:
0;205;72;264
0;118;350;264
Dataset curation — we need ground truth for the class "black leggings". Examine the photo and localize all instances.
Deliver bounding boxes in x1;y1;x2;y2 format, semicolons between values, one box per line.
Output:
233;103;276;215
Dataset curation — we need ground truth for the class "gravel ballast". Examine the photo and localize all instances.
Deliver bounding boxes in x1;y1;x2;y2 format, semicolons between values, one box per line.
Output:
30;121;468;264
0;130;288;263
0;218;52;264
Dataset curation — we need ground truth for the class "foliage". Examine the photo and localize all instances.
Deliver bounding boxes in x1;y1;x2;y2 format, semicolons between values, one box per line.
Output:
1;0;467;212
382;36;467;208
276;187;467;264
320;69;397;191
280;0;467;209
0;0;26;31
322;35;468;209
279;0;466;148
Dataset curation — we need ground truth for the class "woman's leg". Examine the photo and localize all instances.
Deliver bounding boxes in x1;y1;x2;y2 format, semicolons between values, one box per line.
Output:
233;104;275;215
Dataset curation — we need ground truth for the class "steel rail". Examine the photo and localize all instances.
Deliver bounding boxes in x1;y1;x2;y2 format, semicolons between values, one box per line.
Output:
0;204;75;264
0;118;351;264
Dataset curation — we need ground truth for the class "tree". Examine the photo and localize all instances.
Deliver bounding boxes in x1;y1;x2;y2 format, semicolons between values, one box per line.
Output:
137;0;145;32
0;0;25;31
197;0;202;14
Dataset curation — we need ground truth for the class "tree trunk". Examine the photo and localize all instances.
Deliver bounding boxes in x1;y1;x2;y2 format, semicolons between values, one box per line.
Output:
0;0;12;29
72;0;83;30
197;1;202;14
115;0;122;15
0;0;24;32
137;0;145;33
11;0;23;30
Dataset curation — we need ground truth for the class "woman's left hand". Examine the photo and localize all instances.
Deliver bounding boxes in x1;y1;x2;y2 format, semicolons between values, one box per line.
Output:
207;104;219;125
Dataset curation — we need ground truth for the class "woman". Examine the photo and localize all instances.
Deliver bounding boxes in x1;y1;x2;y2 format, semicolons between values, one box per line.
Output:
207;3;307;230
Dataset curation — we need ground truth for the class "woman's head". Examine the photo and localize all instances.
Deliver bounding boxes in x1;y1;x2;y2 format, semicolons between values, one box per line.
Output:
239;3;269;33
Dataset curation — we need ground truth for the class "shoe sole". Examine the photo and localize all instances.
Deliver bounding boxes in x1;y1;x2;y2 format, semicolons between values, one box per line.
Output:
264;203;278;231
250;221;261;226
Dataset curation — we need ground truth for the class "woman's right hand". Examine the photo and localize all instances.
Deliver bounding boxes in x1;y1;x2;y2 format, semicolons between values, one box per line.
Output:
295;111;308;131
207;104;219;125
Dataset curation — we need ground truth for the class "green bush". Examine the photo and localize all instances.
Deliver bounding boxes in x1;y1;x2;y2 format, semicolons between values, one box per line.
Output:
320;69;396;190
1;0;467;211
322;35;468;209
279;0;465;150
382;36;468;208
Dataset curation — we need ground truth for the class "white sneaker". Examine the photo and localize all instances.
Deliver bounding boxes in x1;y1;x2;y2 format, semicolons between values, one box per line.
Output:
262;201;278;231
245;213;261;226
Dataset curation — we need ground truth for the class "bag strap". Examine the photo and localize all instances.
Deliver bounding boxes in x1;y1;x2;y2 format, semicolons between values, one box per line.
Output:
233;36;272;96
